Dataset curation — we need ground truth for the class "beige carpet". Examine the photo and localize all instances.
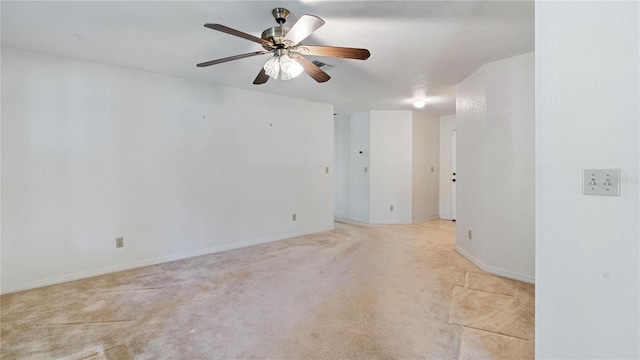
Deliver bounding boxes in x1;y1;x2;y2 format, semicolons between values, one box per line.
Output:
1;220;534;359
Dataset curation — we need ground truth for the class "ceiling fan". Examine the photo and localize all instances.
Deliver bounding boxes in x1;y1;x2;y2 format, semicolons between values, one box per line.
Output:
197;8;371;84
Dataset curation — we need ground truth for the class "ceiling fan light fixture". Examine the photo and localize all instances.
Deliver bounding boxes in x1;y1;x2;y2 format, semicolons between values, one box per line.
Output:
199;8;369;84
413;100;427;108
263;54;303;80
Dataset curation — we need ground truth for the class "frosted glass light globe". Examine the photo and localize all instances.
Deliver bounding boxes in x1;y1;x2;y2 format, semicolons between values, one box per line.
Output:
263;55;304;80
263;56;281;79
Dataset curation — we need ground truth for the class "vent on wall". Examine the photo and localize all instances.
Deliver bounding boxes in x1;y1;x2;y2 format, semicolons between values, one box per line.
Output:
311;60;334;70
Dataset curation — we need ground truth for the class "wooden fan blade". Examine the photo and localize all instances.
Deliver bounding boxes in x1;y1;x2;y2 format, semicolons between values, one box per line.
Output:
253;68;269;85
294;45;370;60
204;23;270;45
294;55;330;83
282;15;325;46
197;51;269;67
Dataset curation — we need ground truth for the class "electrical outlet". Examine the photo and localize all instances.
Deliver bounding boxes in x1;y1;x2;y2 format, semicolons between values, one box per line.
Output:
431;166;434;173
292;214;297;221
390;205;394;211
468;230;472;240
116;237;124;248
325;167;329;174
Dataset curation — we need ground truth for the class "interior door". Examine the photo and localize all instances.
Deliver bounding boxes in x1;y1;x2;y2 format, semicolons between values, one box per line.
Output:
451;130;457;221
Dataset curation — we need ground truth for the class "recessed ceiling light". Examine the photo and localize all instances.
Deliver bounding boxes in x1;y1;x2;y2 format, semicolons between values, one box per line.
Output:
413;100;426;108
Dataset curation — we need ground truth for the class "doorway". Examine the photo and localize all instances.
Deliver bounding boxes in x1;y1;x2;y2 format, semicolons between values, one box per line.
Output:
451;130;457;221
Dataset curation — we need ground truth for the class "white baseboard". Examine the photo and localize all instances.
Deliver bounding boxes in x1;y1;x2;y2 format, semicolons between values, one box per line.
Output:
368;219;412;225
1;225;335;295
335;216;438;226
455;245;535;284
334;217;370;225
412;215;440;224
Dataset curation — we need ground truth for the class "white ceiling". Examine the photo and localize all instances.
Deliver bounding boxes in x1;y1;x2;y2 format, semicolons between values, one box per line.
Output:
1;1;534;115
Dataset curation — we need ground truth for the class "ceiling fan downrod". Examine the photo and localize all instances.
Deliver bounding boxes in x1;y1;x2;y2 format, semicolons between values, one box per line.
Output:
272;8;290;24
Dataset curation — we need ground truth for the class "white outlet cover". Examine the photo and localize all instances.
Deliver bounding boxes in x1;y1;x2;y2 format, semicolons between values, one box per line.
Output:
582;169;620;196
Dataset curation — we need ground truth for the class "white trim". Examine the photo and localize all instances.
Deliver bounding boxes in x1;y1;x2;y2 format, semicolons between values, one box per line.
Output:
412;215;440;224
349;217;370;224
455;245;535;284
1;226;335;295
334;217;370;225
368;219;412;225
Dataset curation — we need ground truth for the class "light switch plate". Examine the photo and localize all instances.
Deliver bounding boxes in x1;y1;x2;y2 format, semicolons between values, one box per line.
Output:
582;169;620;196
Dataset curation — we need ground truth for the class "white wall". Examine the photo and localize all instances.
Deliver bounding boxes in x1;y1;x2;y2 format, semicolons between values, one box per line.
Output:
536;2;639;358
455;52;535;283
369;111;413;224
333;114;351;220
439;114;456;220
0;46;2;292
1;47;335;294
349;112;370;223
412;112;440;223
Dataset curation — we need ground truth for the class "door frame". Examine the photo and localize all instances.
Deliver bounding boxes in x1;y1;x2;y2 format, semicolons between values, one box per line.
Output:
451;130;457;221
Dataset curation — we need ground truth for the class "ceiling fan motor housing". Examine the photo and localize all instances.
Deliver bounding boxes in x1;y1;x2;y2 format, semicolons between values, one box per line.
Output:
261;26;290;49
